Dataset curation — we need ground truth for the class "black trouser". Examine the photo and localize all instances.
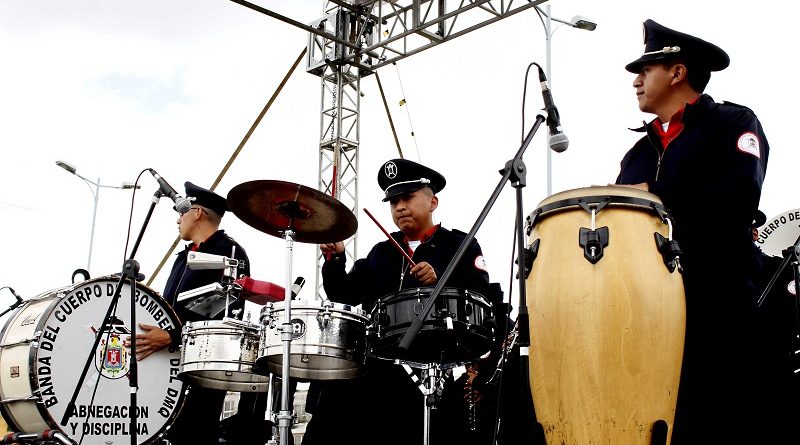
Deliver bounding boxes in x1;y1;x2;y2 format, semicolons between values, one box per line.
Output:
167;385;226;445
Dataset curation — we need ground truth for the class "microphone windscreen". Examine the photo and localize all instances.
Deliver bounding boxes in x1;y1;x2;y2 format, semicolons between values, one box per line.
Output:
548;132;569;153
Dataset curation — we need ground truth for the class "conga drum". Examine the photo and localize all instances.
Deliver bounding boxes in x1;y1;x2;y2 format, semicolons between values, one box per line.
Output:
525;186;686;444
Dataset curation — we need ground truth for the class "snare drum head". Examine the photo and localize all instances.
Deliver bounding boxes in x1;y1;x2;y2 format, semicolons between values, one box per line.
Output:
0;276;185;444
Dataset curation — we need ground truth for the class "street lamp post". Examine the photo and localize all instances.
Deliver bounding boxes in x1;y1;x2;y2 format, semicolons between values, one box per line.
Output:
536;5;597;196
55;160;139;273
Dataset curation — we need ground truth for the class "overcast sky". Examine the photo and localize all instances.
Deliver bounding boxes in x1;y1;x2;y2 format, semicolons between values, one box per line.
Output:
1;0;797;323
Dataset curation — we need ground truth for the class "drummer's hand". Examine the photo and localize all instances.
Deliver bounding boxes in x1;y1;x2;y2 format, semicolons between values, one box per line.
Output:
124;324;171;361
614;182;649;192
410;261;437;285
320;242;345;256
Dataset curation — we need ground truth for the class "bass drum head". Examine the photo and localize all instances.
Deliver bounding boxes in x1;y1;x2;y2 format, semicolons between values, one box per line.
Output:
0;276;185;444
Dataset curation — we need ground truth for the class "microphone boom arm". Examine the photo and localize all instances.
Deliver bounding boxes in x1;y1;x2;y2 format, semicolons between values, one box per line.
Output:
397;111;546;354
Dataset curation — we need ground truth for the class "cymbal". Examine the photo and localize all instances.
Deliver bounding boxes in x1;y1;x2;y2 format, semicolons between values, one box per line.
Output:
227;180;357;244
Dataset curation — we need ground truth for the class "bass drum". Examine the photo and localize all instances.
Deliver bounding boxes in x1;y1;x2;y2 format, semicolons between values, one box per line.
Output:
525;186;686;444
0;276;185;444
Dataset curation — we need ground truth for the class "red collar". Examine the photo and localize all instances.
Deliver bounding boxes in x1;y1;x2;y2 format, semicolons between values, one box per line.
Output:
651;96;699;149
403;224;440;254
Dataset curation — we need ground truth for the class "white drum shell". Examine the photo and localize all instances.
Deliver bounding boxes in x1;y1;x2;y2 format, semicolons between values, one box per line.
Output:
179;319;268;392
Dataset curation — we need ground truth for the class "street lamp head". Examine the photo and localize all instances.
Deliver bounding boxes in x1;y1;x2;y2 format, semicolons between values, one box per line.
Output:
121;181;141;190
56;160;77;174
571;15;597;31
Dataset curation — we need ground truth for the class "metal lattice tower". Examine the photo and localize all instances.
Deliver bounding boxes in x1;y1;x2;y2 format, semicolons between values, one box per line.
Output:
229;0;548;298
309;3;376;299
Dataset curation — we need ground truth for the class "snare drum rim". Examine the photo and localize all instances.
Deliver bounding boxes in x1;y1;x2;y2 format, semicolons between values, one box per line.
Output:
376;286;491;307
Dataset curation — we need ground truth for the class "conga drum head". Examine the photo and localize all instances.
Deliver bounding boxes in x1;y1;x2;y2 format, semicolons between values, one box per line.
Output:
0;276;185;444
525;186;686;444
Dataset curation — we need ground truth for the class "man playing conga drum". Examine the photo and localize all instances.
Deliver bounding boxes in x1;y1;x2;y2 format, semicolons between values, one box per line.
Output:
616;19;794;443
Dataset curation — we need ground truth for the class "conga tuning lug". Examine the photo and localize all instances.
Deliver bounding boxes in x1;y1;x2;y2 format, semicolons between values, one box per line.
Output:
654;232;684;274
579;227;609;264
517;239;539;279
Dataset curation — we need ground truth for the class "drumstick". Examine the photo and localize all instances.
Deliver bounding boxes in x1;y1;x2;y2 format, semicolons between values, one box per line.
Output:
363;208;417;268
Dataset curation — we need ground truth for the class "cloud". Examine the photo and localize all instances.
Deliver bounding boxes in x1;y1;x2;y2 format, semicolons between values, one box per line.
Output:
89;68;193;112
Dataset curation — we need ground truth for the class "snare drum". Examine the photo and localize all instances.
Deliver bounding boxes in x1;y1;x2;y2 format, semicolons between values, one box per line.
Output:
525;186;686;444
257;301;368;380
370;287;493;365
179;318;268;392
0;276;184;445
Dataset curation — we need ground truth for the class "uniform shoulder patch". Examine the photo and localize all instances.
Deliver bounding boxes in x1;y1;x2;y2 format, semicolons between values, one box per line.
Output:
474;255;487;272
736;132;760;159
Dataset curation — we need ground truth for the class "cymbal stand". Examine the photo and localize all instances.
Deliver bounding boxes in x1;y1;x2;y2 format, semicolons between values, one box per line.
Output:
400;362;448;445
277;229;296;445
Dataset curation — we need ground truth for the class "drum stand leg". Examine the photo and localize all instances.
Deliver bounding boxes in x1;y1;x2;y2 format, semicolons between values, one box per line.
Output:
277;230;297;445
401;363;446;445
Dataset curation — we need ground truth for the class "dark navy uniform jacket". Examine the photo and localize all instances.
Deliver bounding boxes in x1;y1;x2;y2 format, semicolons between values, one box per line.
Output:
616;94;792;442
616;94;768;278
321;225;490;311
163;229;250;324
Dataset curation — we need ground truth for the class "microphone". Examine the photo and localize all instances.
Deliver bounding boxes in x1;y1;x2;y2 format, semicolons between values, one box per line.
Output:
148;169;193;214
537;65;569;153
290;277;306;299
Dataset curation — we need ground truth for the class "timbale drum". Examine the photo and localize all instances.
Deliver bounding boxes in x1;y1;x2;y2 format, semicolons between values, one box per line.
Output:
257;300;369;380
525;186;686;444
179;318;268;392
0;276;185;445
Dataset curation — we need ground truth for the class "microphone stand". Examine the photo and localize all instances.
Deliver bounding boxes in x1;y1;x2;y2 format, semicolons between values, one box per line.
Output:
60;189;163;445
757;234;800;355
757;233;800;308
397;112;547;440
0;288;24;319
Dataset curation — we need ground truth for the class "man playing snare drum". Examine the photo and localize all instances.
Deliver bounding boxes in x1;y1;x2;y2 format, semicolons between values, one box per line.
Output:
616;20;794;443
302;159;491;445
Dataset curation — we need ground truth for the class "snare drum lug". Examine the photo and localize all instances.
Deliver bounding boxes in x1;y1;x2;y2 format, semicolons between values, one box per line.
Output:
579;226;609;264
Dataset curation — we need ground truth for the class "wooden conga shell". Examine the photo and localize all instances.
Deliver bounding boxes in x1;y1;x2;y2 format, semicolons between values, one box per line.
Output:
525;186;686;444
